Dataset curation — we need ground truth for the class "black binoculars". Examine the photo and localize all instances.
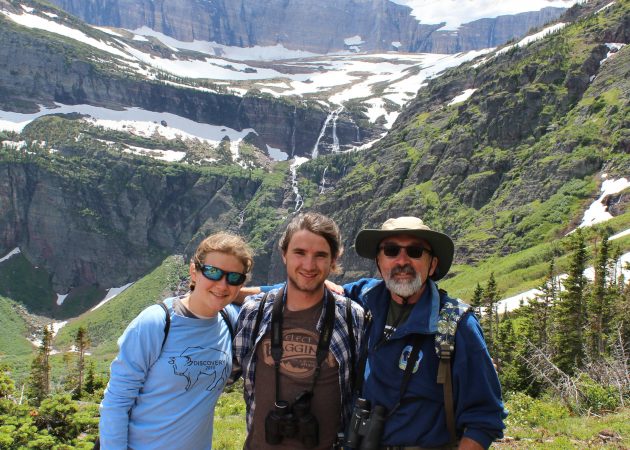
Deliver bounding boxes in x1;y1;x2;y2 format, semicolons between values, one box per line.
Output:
265;391;319;448
345;397;387;450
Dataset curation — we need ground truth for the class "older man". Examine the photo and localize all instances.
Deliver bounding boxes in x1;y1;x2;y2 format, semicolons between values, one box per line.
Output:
341;216;506;449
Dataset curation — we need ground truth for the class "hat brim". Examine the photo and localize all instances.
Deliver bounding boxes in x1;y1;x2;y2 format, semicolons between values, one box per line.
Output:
355;228;454;280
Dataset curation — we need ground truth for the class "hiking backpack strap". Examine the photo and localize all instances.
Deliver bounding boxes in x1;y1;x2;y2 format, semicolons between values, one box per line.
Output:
219;309;234;341
345;297;357;385
435;295;472;445
251;292;270;346
158;302;171;350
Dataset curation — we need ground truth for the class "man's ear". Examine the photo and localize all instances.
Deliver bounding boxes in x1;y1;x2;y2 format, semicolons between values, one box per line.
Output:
429;256;439;277
281;252;287;265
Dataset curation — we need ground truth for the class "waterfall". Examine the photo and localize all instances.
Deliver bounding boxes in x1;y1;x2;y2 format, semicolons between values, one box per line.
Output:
290;157;308;212
237;210;245;229
319;166;328;194
311;106;343;158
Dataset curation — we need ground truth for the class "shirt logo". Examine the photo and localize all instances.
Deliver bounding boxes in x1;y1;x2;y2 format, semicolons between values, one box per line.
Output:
262;328;335;379
168;346;228;392
399;345;422;373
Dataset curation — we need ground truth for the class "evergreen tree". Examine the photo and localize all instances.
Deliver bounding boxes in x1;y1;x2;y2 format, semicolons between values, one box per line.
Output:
553;229;588;374
530;260;557;348
482;273;499;356
73;326;90;399
27;325;53;405
471;282;484;314
587;229;611;357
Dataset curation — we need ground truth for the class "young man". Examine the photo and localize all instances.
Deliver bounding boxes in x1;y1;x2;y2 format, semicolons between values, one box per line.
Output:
234;212;365;450
341;216;506;449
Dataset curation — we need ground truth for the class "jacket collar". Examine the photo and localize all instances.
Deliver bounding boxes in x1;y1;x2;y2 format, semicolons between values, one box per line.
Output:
367;279;441;336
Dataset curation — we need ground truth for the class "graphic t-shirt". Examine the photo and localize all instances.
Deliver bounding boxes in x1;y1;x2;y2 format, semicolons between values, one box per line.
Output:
246;301;341;450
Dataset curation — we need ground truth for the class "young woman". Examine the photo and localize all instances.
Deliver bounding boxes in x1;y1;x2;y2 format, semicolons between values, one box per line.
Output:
99;232;253;449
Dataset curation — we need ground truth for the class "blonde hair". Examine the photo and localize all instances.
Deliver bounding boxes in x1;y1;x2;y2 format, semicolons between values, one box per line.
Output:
190;232;253;291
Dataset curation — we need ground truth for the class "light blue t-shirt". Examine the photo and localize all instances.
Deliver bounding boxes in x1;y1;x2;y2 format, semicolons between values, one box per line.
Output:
99;297;238;450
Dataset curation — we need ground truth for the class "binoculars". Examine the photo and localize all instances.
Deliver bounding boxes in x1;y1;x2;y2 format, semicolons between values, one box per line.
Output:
345;397;387;450
265;391;319;448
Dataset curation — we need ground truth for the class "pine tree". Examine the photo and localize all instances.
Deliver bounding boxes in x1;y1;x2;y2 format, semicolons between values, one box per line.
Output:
73;326;90;399
471;282;484;315
552;229;588;374
587;229;611;357
84;360;97;395
482;273;499;356
529;260;557;348
27;325;53;404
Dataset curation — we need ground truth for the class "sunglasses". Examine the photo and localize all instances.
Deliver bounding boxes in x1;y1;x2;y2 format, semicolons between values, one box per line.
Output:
380;244;432;259
197;264;247;286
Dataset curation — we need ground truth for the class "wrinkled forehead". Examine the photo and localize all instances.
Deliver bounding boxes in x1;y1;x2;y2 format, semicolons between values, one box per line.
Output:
380;234;431;249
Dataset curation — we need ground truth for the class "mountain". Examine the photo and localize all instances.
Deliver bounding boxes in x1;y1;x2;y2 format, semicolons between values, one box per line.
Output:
0;0;628;312
46;0;571;54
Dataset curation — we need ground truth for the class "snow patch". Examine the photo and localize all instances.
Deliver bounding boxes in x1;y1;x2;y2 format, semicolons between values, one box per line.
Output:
0;247;21;263
56;294;68;306
132;27;320;61
267;145;288;161
578;177;630;228
91;282;134;311
448;88;477;106
1;9;130;60
496;23;567;56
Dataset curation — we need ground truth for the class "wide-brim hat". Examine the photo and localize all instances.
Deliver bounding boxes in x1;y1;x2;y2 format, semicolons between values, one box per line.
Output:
355;216;454;280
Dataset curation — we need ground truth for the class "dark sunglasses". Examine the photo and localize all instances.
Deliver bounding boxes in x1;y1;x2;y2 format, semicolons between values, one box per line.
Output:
197;264;247;286
380;244;432;259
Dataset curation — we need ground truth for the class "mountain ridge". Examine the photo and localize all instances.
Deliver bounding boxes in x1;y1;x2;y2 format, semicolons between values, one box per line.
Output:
46;0;571;54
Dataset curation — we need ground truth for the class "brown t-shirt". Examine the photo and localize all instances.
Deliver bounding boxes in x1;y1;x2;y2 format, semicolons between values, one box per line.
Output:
245;301;341;450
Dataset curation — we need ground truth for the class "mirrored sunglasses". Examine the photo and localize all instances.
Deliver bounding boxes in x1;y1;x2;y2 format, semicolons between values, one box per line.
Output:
380;244;431;259
198;264;246;286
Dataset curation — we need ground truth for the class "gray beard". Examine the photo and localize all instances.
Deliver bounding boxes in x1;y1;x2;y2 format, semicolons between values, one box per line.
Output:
384;270;424;298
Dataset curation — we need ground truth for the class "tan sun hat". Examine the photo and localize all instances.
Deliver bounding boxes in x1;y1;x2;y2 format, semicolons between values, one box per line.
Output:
354;216;454;280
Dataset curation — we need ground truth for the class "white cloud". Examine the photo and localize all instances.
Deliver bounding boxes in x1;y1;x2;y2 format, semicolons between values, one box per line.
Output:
388;0;580;30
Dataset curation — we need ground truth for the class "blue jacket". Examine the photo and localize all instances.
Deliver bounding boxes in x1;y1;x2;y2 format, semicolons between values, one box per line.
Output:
343;278;506;449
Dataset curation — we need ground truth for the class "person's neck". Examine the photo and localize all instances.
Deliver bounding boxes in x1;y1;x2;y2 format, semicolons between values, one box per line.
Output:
390;285;425;305
285;283;325;311
183;292;220;318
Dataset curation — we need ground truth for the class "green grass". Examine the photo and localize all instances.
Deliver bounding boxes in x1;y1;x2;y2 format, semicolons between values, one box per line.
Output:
497;393;630;449
442;212;630;302
0;296;35;377
0;252;56;316
213;380;247;449
54;255;189;358
209;385;630;449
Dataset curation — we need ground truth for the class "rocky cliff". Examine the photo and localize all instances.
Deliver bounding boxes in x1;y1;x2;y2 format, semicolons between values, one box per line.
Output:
0;146;263;291
0;7;380;158
47;0;567;54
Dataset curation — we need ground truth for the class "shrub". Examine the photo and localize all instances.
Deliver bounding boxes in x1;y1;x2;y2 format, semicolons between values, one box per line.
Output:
575;373;621;414
505;391;569;428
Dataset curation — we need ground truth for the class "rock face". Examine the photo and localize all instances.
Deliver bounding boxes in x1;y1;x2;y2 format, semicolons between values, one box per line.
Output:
47;0;566;54
0;18;380;157
0;156;262;292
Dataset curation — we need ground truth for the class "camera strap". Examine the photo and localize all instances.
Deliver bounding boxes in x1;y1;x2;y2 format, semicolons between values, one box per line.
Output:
270;288;336;403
